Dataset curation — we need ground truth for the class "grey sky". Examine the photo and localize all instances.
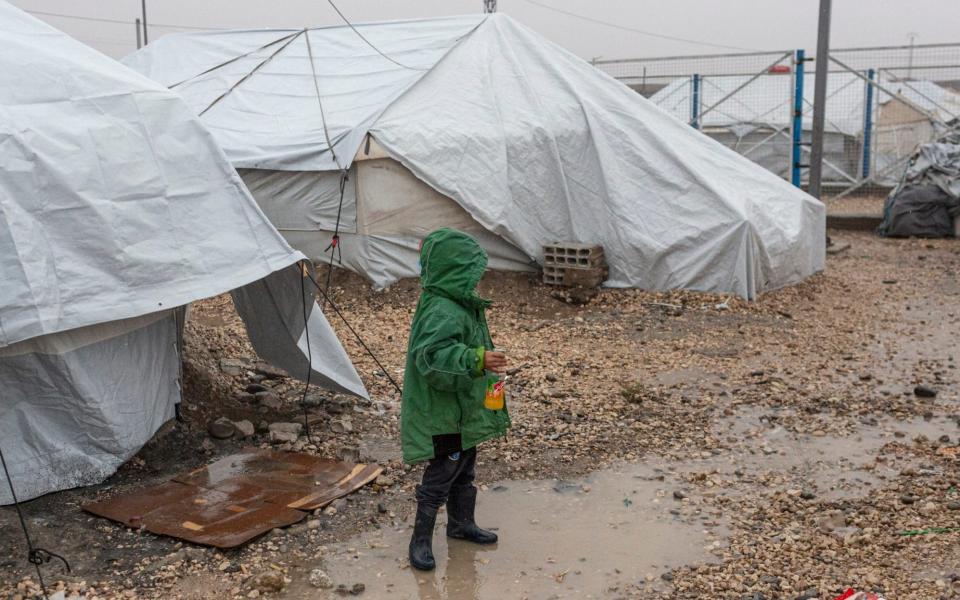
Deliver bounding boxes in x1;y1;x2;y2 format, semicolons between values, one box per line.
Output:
9;0;960;61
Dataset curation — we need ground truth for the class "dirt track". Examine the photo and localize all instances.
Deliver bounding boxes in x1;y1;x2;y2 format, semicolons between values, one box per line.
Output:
1;231;959;599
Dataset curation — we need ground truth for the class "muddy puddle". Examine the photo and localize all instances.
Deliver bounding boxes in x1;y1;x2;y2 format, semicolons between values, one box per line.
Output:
286;410;957;599
294;465;722;599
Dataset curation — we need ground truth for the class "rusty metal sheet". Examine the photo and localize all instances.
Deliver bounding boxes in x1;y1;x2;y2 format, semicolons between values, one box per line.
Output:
82;450;381;548
173;448;382;511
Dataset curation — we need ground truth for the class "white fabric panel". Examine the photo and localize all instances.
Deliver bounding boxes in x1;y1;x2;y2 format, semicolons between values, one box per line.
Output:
356;158;489;236
371;17;825;298
0;313;179;503
231;265;367;398
122;17;486;171
239;168;358;233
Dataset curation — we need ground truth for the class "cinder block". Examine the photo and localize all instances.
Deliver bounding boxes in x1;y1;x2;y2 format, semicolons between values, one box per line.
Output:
543;242;604;269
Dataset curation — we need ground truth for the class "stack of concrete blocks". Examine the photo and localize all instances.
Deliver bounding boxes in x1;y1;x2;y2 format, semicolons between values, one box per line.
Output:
542;243;608;287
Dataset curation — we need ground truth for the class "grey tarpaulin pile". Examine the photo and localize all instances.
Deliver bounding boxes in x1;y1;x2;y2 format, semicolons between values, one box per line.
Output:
0;3;366;504
124;14;825;300
879;131;960;238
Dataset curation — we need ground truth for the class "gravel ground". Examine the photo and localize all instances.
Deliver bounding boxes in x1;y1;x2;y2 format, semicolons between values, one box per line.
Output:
1;230;958;600
822;195;887;216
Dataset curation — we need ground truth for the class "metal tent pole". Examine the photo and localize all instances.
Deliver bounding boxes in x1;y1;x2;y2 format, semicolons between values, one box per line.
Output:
690;74;701;129
791;49;806;187
809;0;832;199
135;18;142;49
861;68;875;179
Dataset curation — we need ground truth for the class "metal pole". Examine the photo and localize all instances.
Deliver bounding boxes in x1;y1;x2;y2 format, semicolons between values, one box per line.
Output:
861;68;875;179
690;74;701;129
808;0;832;199
135;18;142;49
907;33;917;79
791;49;805;187
141;0;148;44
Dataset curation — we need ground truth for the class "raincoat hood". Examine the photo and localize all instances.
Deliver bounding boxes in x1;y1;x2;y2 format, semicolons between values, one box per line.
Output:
419;228;490;309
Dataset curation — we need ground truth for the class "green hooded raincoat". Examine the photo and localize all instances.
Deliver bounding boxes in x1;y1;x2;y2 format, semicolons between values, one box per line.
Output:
401;228;511;464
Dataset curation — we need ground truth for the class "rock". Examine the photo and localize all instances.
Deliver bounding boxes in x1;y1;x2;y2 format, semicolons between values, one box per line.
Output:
249;571;285;594
900;494;916;505
270;430;299;444
374;475;395;487
817;511;846;533
246;383;269;394
661;572;675;582
800;489;816;500
546;374;558;382
306;519;321;530
308;568;334;589
330;418;354;434
199;438;216;452
323;505;338;516
377;503;388;514
795;588;818;600
672;490;688;500
336;446;360;463
914;385;937;398
256;391;283;410
334;583;365;596
220;358;249;376
269;422;303;435
208;417;235;440
920;501;938;515
234;419;255;438
947;501;960;511
253;362;288;380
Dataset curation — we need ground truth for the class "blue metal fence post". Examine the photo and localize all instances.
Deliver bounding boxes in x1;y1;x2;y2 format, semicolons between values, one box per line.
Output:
861;68;875;179
791;49;805;187
691;74;701;129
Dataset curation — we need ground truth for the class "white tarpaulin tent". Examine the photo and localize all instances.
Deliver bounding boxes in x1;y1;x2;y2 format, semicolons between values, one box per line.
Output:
0;3;366;503
124;14;825;299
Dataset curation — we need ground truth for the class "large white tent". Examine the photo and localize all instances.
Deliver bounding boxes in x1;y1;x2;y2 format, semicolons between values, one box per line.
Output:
0;3;366;503
124;14;825;299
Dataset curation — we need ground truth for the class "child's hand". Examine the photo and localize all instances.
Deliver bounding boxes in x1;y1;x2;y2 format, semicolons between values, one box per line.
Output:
484;351;508;374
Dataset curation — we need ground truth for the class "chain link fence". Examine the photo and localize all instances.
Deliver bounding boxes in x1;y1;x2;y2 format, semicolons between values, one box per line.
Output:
595;44;960;197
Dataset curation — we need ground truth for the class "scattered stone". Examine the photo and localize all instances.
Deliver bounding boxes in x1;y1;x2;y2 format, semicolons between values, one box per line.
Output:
249;571;285;594
309;568;334;589
947;501;960;511
374;475;395;487
919;501;938;515
330;418;354;434
246;383;269;394
800;489;816;500
672;490;688;500
914;385;937;398
234;419;255;438
208;417;235;440
256;391;284;410
900;494;916;505
795;588;818;600
220;358;249;376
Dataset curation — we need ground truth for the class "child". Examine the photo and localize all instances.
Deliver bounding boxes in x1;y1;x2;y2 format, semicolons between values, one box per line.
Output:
401;228;511;571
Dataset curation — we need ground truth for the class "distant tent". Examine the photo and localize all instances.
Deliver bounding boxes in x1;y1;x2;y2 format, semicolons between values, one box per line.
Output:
878;132;960;238
650;73;960;184
124;14;825;299
0;3;366;503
